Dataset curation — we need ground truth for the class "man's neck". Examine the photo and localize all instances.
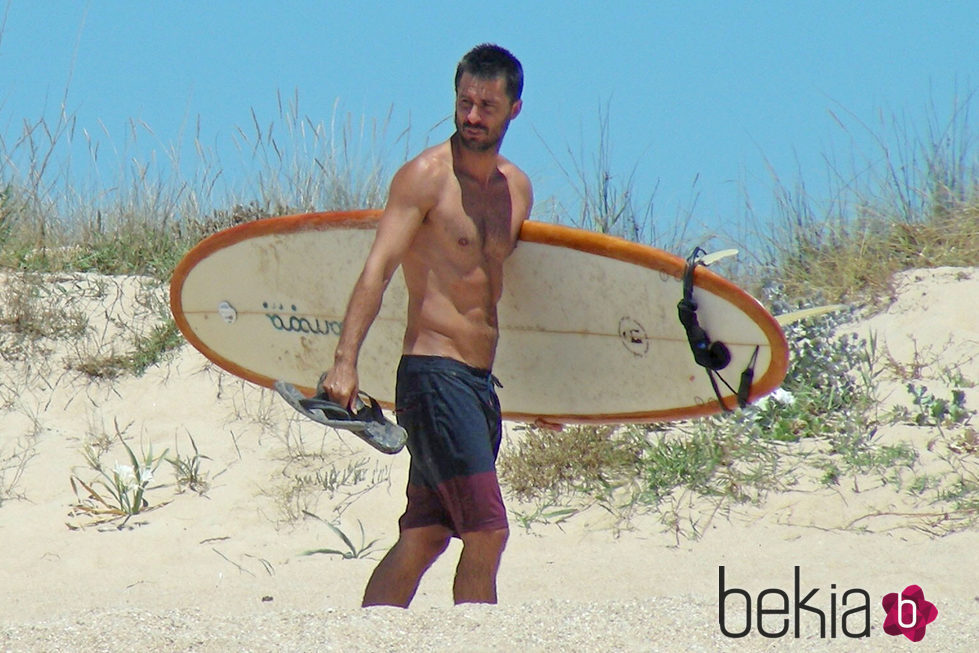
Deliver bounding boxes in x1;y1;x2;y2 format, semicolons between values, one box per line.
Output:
450;134;501;187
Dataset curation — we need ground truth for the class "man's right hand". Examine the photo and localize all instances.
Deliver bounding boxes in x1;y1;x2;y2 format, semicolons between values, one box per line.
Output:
320;363;359;411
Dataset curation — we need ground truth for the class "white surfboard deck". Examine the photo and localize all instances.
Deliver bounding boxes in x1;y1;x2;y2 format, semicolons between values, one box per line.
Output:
170;211;788;423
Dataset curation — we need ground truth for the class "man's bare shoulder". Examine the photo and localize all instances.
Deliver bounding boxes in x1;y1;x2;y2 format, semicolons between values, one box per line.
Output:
497;155;533;222
497;156;532;196
401;141;453;181
387;141;453;211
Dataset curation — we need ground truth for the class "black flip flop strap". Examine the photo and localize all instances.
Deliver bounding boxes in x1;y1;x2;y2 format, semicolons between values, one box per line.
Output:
298;395;353;420
352;392;388;423
302;389;386;424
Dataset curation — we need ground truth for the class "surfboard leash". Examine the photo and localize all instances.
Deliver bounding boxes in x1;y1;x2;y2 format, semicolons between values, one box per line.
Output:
677;248;758;412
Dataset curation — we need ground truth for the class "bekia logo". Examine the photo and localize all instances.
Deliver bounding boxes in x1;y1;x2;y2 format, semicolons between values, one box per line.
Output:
718;567;939;641
718;566;870;639
882;585;939;642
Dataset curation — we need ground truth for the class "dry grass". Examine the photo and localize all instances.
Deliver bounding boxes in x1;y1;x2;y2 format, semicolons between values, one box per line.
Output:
0;91;393;282
499;424;641;499
772;200;979;303
745;92;979;304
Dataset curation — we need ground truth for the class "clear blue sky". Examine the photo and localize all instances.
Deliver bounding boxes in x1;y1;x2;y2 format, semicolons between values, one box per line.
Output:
1;0;976;245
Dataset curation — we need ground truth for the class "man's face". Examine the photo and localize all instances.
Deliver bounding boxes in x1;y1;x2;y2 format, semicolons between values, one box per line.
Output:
454;72;522;152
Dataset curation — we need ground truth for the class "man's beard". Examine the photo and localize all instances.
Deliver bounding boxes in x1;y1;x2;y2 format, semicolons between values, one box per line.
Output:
456;118;509;152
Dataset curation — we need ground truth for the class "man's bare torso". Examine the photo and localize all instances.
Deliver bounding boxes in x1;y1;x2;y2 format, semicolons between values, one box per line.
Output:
400;139;530;370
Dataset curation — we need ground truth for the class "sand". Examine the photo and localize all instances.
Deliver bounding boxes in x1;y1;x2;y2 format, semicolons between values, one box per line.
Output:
2;267;978;651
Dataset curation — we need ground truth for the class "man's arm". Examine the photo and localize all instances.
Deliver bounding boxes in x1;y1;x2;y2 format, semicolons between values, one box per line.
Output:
321;156;442;408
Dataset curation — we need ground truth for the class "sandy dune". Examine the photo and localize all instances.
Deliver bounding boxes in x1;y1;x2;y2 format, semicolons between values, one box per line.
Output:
2;267;977;651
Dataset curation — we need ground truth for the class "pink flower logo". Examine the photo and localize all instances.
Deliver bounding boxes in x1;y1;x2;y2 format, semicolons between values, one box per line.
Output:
882;585;938;642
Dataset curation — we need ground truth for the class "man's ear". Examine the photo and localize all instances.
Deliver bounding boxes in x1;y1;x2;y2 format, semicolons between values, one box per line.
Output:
509;99;523;120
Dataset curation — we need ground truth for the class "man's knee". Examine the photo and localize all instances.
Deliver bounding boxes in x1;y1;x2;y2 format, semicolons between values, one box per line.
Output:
460;527;509;555
399;526;452;561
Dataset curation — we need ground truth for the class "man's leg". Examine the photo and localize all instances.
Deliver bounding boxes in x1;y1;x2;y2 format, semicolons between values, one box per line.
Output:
453;527;509;604
362;524;452;608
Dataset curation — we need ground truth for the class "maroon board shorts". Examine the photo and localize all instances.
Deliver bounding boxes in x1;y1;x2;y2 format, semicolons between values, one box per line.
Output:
395;355;507;536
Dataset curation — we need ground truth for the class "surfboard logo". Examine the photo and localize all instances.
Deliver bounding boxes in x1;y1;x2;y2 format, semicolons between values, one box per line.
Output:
263;302;343;337
618;316;650;357
217;301;238;325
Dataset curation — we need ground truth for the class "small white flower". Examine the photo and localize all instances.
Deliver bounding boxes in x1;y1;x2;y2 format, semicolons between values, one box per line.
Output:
770;388;796;405
114;463;135;482
113;464;138;490
755;388;796;412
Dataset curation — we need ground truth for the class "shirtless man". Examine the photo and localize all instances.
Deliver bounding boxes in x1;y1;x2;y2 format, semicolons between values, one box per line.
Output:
320;44;531;607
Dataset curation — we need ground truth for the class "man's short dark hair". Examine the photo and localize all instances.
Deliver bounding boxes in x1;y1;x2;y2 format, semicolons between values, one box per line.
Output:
455;44;524;102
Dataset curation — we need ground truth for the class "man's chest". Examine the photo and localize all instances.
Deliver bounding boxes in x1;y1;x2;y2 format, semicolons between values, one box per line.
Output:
435;178;516;259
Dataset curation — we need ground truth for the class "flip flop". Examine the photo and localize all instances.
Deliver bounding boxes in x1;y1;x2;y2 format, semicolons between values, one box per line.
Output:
273;377;406;455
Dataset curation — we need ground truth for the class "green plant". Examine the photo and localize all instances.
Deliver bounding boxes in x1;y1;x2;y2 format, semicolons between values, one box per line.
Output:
819;461;842;487
836;437;917;476
311;458;390;498
69;431;169;527
509;499;580;534
654;419;787;504
908;473;942;496
0;272;89;346
301;511;383;560
70;318;183;379
273;452;392;522
901;383;975;427
640;430;726;500
753;304;876;441
925;429;979;519
167;433;211;494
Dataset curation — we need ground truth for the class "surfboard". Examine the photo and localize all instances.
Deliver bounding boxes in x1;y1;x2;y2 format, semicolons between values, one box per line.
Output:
170;210;789;423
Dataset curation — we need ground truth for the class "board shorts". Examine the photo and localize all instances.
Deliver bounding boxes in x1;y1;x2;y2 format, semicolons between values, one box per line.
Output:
395;354;507;536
